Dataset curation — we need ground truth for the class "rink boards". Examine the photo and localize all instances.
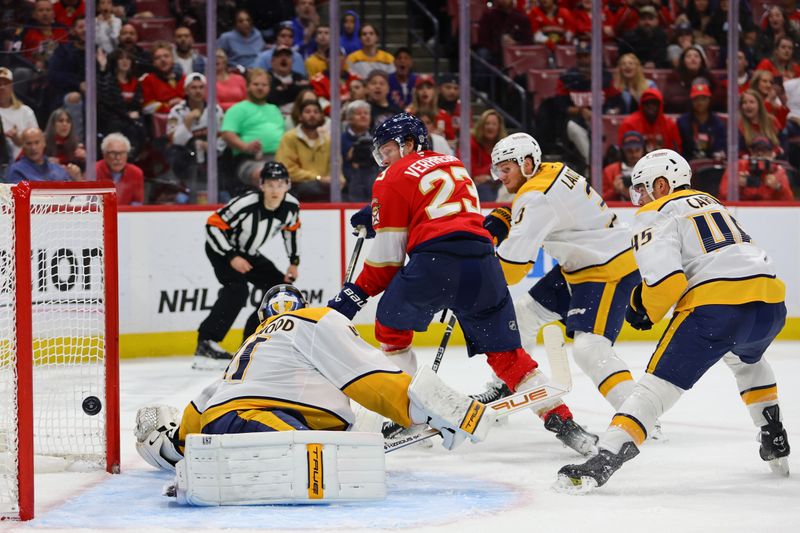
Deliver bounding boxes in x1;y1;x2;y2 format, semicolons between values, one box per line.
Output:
114;204;800;357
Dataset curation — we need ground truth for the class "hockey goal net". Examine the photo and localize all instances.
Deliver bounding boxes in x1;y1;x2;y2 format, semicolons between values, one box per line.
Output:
0;182;119;520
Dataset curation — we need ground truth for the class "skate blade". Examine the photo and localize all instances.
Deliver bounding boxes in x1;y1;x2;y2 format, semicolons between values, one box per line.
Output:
768;457;790;477
551;473;599;494
191;356;230;371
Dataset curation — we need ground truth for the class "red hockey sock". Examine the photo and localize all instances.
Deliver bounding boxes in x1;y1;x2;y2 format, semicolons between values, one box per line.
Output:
486;348;538;392
375;320;414;349
542;403;573;422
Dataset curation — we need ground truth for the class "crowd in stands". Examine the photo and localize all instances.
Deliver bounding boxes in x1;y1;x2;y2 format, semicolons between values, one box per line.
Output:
1;0;798;204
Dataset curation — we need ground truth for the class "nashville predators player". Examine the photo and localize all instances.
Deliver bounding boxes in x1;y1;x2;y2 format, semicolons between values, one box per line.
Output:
135;284;497;478
483;133;640;415
556;149;791;492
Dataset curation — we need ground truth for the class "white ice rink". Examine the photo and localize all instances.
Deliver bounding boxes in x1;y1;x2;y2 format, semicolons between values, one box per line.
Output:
5;341;800;532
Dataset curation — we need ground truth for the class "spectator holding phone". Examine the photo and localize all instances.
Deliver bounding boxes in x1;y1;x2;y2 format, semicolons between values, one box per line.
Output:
719;136;795;201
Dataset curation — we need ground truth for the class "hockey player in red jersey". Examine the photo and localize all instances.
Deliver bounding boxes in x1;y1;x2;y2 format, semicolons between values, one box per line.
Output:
327;113;597;454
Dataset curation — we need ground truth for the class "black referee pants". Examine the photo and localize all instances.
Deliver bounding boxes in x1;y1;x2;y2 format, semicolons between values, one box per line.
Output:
198;245;285;344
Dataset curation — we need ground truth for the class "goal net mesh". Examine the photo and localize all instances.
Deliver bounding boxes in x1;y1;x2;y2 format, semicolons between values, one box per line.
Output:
0;186;109;516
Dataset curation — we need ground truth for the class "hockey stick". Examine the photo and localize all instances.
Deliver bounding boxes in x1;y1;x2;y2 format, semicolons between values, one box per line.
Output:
344;227;367;283
431;311;457;373
385;325;572;453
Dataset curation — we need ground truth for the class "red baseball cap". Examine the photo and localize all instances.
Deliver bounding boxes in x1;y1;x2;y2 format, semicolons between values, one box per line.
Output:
690;83;712;98
415;75;435;88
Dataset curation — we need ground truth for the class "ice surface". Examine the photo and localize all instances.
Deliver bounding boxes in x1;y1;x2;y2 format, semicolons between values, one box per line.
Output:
6;343;800;532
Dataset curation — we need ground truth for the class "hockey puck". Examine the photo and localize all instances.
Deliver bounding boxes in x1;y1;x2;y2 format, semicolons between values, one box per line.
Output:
82;396;102;416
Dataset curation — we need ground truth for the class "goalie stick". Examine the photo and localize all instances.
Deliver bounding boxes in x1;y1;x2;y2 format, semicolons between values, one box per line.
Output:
385;325;571;453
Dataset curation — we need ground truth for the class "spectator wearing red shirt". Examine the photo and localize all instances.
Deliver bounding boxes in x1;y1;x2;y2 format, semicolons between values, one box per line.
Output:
528;0;574;49
140;42;185;115
618;87;682;153
467;109;507;202
44;107;85;169
719;136;795;201
750;70;790;130
602;130;645;202
19;0;68;64
95;133;144;205
756;36;800;82
571;0;592;39
739;89;781;154
53;0;85;29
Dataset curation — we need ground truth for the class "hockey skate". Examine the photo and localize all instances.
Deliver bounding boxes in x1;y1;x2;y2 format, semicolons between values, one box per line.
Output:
192;339;233;370
759;405;790;476
544;411;599;456
553;442;640;494
470;380;511;404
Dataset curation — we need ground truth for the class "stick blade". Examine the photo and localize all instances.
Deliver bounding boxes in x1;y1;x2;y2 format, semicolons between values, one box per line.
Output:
542;325;571;391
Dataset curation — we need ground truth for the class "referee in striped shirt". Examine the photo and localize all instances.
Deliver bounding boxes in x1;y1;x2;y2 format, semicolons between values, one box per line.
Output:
195;161;301;370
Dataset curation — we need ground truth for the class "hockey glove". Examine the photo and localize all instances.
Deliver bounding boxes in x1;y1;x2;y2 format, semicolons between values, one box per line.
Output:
625;283;653;331
350;204;376;239
327;282;369;320
483;206;512;246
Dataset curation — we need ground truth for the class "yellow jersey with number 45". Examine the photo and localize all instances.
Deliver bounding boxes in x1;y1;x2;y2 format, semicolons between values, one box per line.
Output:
198;307;413;432
497;163;637;285
631;189;785;323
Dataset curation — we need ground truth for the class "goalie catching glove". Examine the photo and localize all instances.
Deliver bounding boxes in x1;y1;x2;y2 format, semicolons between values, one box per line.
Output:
483;206;512;246
408;366;497;450
625;283;653;331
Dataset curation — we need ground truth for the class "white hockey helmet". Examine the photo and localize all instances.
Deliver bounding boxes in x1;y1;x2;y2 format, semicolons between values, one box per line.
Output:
629;149;692;205
490;132;542;180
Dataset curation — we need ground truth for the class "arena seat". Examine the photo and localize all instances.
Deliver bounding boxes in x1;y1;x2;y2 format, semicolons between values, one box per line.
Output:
602;114;626;154
503;45;550;75
527;69;564;109
135;0;170;18
130;18;176;43
554;45;576;69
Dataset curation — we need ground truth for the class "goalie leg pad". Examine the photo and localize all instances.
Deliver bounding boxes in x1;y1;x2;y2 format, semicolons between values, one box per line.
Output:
605;373;682;451
174;431;386;505
135;405;183;471
407;366;497;449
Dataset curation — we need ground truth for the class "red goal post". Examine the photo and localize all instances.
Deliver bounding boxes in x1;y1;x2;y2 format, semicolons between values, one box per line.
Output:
0;181;120;521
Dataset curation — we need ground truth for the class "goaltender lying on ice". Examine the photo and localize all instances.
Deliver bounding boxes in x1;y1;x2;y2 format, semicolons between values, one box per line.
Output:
134;285;574;506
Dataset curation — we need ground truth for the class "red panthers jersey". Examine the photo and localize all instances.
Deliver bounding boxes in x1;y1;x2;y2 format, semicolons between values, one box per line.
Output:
354;151;491;296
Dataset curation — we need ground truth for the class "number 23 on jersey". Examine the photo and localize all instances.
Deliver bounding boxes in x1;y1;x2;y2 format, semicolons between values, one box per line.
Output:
418;166;481;220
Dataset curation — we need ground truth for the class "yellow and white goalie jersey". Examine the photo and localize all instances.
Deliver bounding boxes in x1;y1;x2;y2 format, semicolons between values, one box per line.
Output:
196;308;412;432
632;189;785;322
497;163;637;285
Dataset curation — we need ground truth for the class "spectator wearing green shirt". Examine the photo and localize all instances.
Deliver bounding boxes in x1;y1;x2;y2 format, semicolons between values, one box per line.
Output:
221;68;284;186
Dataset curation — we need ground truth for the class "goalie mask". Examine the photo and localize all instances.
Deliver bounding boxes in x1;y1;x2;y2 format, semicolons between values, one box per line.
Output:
629;149;692;206
258;284;307;322
490;132;542;180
